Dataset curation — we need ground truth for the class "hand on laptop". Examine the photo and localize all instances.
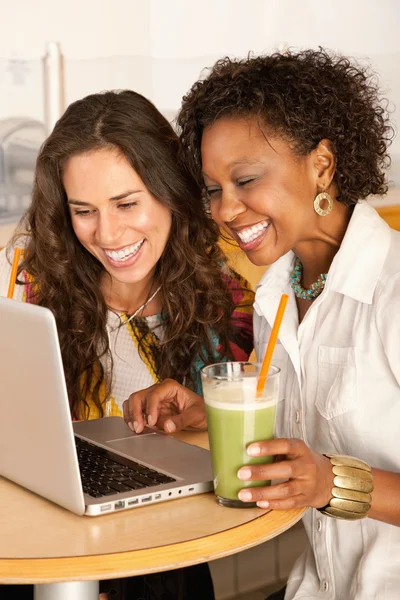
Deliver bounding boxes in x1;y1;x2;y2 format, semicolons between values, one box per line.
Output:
122;379;207;434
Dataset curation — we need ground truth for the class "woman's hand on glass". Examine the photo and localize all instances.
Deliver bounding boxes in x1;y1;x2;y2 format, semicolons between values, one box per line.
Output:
122;379;207;434
237;438;334;510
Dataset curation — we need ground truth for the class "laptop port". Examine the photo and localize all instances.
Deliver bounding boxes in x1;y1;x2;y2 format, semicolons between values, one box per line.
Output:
127;499;139;506
155;493;162;500
100;504;112;512
188;487;194;492
114;500;125;510
141;495;152;503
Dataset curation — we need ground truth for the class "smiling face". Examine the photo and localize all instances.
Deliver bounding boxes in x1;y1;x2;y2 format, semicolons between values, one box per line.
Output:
201;116;323;266
64;147;172;289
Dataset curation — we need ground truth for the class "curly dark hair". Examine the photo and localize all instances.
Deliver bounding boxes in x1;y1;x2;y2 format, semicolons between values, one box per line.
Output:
13;90;244;419
177;48;394;206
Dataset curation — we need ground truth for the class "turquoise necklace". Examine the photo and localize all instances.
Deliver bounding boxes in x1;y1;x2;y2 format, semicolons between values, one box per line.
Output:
290;257;327;301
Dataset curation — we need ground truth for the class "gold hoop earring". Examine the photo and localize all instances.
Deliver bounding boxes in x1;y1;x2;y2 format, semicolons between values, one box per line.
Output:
314;191;333;217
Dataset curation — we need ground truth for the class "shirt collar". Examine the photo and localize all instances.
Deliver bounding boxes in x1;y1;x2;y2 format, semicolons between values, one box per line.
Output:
325;201;391;304
255;201;391;307
254;252;301;378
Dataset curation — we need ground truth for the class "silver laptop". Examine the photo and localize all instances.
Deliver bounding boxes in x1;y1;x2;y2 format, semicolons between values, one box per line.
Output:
0;297;213;516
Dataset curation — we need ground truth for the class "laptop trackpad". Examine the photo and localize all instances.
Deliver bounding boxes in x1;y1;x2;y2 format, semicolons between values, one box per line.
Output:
107;434;187;461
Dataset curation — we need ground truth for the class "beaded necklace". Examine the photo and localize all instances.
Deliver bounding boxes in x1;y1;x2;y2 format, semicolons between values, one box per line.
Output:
290;258;327;301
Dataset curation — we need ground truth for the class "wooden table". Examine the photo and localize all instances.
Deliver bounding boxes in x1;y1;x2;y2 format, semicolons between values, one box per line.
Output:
0;431;306;599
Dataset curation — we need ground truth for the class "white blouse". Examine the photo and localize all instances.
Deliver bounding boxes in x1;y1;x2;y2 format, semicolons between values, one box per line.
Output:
254;202;400;599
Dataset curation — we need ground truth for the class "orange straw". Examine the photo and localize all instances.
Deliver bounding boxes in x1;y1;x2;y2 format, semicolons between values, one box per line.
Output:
256;293;289;397
7;248;21;299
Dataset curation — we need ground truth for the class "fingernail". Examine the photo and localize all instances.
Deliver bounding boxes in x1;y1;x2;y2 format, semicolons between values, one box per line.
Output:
238;467;252;480
147;415;155;427
247;444;261;456
132;421;139;432
165;420;176;433
128;421;134;432
238;490;253;502
257;501;270;509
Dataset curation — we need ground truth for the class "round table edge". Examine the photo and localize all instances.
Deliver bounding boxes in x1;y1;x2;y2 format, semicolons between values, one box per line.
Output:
0;506;307;583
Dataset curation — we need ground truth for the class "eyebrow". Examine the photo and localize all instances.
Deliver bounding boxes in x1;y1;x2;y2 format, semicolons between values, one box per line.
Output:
202;158;264;181
227;158;264;167
67;190;142;206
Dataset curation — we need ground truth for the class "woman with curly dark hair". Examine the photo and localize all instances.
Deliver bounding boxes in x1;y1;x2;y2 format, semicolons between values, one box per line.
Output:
0;89;254;599
135;49;400;599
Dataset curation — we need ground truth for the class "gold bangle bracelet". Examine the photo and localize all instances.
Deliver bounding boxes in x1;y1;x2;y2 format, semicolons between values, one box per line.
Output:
318;454;374;520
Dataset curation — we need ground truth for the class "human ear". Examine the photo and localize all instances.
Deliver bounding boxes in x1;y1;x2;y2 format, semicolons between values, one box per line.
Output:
312;139;336;191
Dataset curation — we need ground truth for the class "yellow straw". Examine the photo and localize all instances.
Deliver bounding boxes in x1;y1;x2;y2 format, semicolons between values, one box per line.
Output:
256;293;289;397
7;248;21;299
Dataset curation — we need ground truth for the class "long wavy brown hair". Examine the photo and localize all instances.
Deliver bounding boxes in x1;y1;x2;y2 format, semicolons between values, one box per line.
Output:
13;90;240;419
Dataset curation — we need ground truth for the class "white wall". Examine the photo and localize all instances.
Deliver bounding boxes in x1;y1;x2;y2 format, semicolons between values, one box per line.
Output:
0;0;399;177
0;0;152;121
0;0;151;58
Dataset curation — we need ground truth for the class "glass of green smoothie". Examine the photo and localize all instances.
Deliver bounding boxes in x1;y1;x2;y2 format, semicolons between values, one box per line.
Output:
201;361;280;508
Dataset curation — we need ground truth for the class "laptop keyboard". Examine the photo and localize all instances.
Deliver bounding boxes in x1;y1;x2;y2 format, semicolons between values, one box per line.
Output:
75;436;176;499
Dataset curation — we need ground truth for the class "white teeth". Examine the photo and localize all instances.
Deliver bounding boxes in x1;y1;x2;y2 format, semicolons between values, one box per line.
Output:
237;221;269;244
105;240;144;262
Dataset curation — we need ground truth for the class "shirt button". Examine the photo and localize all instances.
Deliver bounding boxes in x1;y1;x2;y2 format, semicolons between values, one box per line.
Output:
317;519;322;532
323;581;329;592
295;410;300;423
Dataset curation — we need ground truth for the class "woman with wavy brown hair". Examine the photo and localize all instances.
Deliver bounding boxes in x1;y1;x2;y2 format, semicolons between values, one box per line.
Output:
0;89;254;599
